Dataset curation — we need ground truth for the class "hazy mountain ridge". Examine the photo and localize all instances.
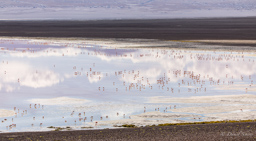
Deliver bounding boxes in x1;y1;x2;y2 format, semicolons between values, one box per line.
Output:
0;0;256;20
1;0;256;11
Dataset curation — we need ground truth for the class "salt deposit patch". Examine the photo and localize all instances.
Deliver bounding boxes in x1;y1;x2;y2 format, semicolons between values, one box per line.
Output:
216;84;256;92
148;94;256;122
194;40;256;44
172;105;256;114
0;109;15;118
148;94;256;104
133;111;200;119
204;111;256;121
28;97;90;105
87;111;201;127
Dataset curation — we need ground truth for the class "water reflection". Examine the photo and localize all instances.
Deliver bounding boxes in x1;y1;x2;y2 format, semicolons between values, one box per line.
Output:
0;39;255;132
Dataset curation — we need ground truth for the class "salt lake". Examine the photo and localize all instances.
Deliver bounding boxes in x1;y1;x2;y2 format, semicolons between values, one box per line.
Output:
0;38;255;132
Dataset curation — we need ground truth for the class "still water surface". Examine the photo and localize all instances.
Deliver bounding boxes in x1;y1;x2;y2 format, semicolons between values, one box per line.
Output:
0;39;255;132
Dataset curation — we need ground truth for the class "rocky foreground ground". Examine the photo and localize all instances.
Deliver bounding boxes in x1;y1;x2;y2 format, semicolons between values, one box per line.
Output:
0;122;255;141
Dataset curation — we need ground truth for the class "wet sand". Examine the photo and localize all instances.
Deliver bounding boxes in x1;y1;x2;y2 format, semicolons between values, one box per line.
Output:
0;122;255;141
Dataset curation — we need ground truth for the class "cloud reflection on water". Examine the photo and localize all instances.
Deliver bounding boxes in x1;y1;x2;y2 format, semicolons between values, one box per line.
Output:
0;38;256;132
0;39;255;94
0;62;61;92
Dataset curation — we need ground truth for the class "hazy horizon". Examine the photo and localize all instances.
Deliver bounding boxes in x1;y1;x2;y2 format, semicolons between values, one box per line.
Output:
0;0;256;20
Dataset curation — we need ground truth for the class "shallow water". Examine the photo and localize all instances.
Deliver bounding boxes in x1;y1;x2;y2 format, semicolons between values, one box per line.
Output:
0;39;255;132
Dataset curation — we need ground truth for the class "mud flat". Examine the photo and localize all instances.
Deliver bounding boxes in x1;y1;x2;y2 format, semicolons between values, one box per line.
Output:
82;95;256;127
148;94;256;104
148;94;256;122
78;94;256;128
85;111;201;127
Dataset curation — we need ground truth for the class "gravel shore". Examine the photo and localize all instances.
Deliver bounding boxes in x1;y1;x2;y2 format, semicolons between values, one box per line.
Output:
0;122;255;141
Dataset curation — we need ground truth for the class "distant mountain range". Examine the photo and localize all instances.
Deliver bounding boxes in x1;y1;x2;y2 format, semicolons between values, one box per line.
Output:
0;0;256;20
1;0;256;10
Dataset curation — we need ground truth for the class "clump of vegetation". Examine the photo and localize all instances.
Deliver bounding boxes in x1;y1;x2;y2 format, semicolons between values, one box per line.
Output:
47;126;71;131
55;127;65;131
122;124;136;128
113;124;137;128
81;126;93;129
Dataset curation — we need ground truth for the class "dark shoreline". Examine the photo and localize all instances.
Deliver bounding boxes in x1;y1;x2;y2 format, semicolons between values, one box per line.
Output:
1;17;256;40
1;122;255;141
